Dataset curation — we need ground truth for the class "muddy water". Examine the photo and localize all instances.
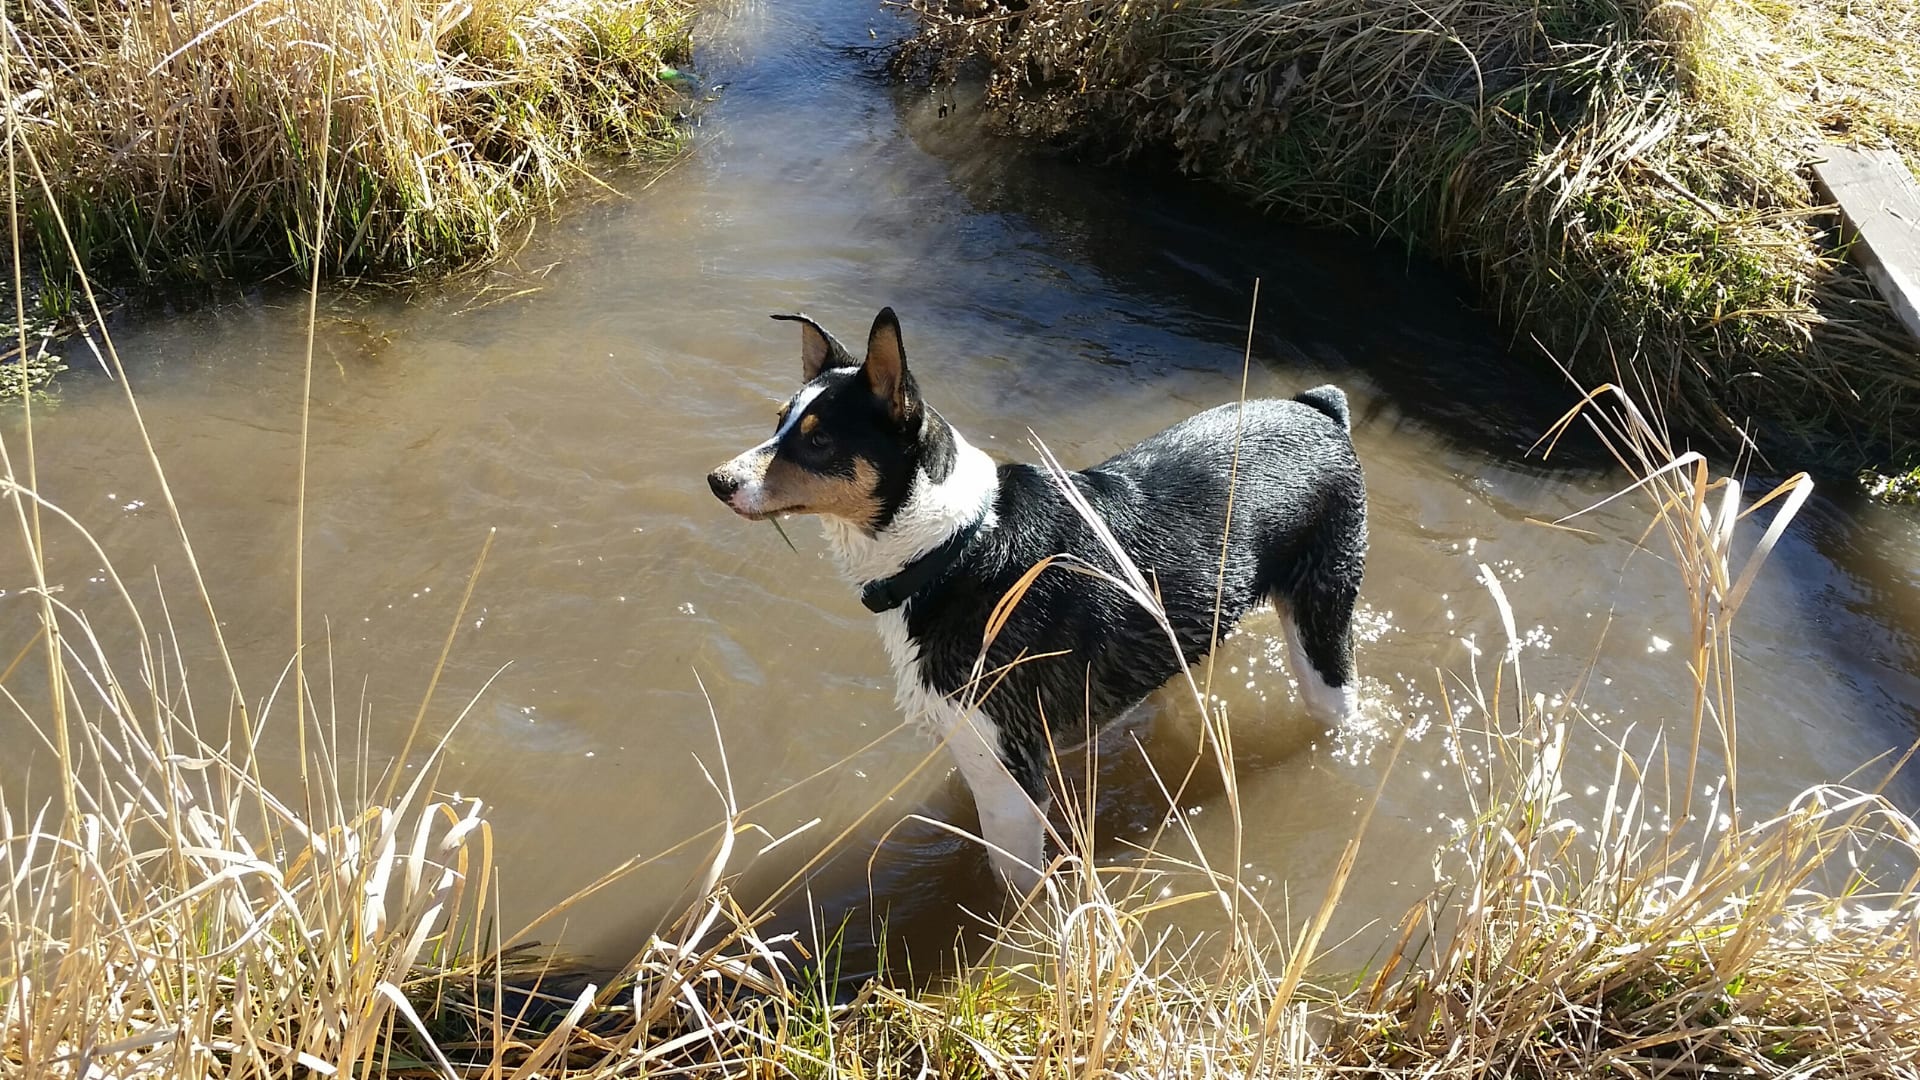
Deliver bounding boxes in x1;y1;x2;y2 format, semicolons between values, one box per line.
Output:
5;0;1919;976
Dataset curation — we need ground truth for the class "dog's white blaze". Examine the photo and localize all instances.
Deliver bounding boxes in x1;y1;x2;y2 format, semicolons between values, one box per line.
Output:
774;384;826;441
721;384;828;515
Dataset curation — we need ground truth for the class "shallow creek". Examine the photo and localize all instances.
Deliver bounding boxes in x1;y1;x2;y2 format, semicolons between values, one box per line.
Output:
3;0;1917;980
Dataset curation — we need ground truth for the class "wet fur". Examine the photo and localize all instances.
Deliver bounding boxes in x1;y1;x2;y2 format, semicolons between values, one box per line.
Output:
709;309;1368;891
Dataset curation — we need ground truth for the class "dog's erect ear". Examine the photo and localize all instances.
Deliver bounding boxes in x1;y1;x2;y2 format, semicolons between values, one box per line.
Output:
862;307;913;422
771;313;853;381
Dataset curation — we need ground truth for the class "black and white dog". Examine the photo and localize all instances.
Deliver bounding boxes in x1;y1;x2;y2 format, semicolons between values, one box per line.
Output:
707;308;1368;891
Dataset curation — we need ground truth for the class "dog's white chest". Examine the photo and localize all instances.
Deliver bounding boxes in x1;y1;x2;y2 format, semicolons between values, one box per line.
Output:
875;609;959;739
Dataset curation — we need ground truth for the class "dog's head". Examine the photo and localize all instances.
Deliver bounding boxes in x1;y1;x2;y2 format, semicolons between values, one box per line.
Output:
707;307;941;533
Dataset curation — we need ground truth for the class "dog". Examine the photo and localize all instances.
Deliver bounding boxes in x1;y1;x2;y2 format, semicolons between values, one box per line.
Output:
707;308;1368;891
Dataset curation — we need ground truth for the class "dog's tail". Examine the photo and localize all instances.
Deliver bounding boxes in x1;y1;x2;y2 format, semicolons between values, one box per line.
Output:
1293;385;1351;431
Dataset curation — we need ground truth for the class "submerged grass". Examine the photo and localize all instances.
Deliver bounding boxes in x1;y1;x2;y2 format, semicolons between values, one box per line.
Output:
5;95;1919;1077
1;0;692;326
1869;465;1920;504
0;314;62;399
893;0;1920;477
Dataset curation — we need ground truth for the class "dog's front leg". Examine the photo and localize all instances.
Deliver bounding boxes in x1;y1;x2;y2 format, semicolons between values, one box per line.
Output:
941;709;1046;893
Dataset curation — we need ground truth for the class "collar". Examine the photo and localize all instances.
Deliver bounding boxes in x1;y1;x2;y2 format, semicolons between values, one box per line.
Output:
859;517;986;614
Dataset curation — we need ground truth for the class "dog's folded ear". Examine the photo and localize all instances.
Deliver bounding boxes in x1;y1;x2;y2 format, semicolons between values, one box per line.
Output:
771;313;854;380
863;307;915;424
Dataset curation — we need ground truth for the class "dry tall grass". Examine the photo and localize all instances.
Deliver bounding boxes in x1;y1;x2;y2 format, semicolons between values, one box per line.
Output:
894;0;1920;477
3;0;690;312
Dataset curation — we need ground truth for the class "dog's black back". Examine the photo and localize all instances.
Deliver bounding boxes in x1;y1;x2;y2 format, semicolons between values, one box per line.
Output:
902;392;1367;800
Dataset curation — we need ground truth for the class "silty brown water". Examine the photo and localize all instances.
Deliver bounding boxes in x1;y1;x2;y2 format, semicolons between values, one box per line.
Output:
3;0;1918;977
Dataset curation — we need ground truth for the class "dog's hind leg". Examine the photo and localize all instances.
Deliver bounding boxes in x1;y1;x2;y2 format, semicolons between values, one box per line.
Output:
1274;501;1366;726
941;709;1047;893
1277;598;1357;725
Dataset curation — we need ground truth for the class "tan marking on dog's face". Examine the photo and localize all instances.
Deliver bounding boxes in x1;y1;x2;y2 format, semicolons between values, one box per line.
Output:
762;456;881;526
800;413;820;435
709;442;882;526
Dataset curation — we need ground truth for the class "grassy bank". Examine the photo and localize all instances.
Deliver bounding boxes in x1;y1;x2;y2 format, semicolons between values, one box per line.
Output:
2;0;691;328
895;0;1920;478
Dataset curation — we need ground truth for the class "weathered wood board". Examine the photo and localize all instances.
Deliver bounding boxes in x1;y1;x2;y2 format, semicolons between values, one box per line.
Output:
1812;145;1920;347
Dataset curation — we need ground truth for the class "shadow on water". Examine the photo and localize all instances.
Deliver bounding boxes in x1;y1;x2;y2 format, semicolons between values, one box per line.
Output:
883;84;1616;471
573;692;1281;993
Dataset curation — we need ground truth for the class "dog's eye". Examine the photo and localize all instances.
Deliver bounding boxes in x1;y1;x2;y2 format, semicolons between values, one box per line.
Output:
806;431;832;451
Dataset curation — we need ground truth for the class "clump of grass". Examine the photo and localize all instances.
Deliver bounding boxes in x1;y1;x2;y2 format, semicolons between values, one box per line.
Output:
894;0;1920;476
1866;466;1920;504
0;639;502;1077
1317;389;1917;1076
0;550;805;1078
2;0;691;317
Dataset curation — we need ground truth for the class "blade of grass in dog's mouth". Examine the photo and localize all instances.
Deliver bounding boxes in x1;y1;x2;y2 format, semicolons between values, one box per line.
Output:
769;516;798;553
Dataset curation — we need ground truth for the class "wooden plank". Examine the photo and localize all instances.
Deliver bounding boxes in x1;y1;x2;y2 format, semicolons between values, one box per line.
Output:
1812;145;1920;346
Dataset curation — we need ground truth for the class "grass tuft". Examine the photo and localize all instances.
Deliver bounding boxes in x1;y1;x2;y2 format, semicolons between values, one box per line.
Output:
1866;465;1920;504
892;0;1920;477
0;312;63;398
2;0;692;326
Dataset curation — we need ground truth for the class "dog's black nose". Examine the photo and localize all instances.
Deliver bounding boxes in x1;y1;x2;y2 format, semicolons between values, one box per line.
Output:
707;471;739;500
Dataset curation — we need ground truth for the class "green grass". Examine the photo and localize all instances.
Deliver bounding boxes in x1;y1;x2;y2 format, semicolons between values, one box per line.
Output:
0;309;64;399
894;0;1920;482
1866;466;1920;504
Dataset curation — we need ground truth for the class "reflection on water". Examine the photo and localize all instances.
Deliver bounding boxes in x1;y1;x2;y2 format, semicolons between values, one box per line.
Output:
3;0;1918;982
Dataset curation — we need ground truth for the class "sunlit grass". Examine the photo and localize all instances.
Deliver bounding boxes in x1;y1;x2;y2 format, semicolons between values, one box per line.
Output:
895;0;1920;479
1867;466;1920;504
2;0;692;331
0;314;62;399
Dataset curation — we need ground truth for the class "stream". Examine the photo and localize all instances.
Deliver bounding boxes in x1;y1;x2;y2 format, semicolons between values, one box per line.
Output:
3;0;1917;980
